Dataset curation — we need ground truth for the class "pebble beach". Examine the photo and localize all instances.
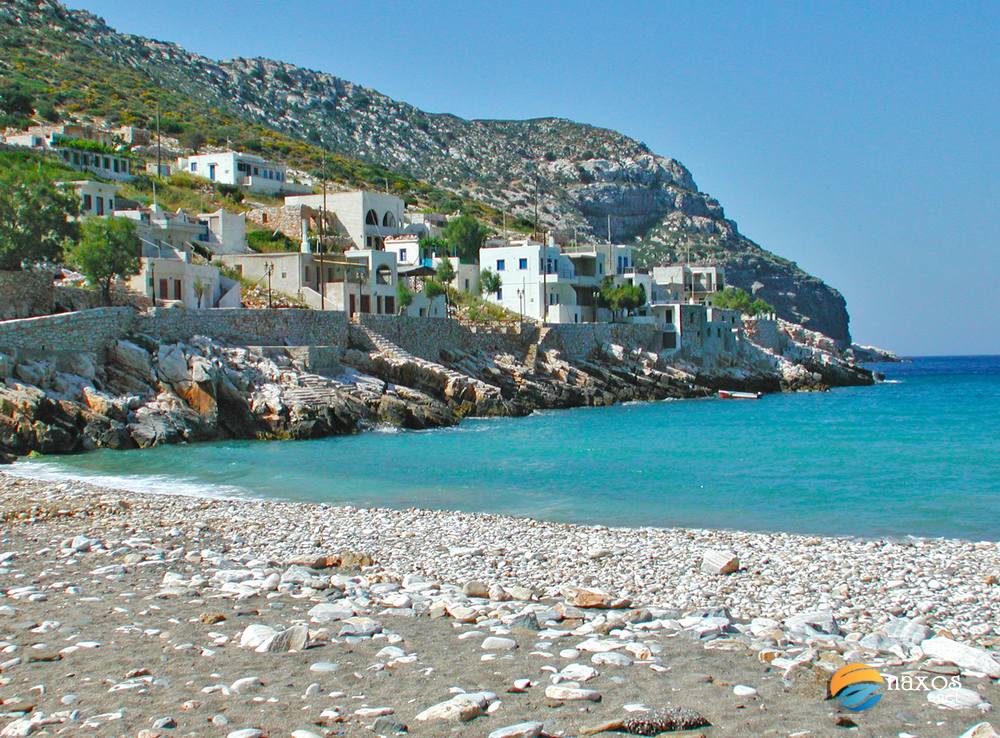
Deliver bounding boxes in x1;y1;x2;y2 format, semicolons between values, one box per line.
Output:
1;471;998;737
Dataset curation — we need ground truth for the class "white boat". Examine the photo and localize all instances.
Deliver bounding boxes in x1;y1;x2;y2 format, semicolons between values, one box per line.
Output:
718;390;762;400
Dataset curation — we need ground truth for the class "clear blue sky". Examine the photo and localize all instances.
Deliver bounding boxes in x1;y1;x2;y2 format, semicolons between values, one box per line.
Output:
69;0;999;355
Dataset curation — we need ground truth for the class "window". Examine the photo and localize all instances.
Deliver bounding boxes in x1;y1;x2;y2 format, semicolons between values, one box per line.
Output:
496;287;502;299
496;259;505;271
382;212;396;227
365;209;378;225
518;258;528;270
82;194;92;212
399;248;407;262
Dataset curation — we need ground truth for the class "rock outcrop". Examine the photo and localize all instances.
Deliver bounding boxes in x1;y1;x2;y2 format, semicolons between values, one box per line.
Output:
0;320;872;461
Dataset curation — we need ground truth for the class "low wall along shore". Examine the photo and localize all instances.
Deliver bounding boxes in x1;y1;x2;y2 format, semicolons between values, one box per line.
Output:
0;306;660;364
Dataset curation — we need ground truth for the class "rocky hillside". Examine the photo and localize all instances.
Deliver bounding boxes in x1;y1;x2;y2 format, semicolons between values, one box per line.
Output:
0;0;851;343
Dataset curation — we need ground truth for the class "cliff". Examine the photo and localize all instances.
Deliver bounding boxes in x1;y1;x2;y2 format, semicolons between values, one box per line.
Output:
1;0;852;343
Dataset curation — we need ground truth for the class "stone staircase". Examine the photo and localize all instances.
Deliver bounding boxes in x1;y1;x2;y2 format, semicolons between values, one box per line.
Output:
352;324;503;405
524;326;551;369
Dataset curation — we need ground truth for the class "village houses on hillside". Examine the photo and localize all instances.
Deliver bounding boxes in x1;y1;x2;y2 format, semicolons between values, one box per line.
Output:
2;119;749;356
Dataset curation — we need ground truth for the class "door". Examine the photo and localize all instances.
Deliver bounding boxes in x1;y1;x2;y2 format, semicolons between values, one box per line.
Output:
385;296;395;314
174;279;182;301
208;164;216;181
158;279;167;301
360;295;371;313
349;294;356;316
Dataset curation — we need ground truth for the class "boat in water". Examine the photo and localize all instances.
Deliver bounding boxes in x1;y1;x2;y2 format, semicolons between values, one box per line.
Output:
718;390;763;400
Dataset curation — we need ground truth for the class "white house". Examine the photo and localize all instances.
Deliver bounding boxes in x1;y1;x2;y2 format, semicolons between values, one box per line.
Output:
651;264;725;303
217;246;405;316
176;151;310;195
114;205;205;251
195;209;248;255
384;234;479;295
284;191;413;250
480;238;582;323
127;239;240;309
480;238;641;324
5;124;136;181
64;180;121;218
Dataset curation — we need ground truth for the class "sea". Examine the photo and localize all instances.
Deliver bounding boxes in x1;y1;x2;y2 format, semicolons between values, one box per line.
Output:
10;355;1000;541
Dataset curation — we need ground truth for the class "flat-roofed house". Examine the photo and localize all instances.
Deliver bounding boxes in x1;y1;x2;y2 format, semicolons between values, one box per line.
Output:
176;151;311;195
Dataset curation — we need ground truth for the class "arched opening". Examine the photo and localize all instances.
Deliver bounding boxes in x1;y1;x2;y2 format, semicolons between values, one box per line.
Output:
382;212;396;227
365;209;378;225
375;265;392;285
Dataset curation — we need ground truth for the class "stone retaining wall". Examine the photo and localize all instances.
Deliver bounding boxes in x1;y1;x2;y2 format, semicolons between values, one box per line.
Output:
542;323;663;360
133;308;348;346
356;314;535;362
0;307;134;354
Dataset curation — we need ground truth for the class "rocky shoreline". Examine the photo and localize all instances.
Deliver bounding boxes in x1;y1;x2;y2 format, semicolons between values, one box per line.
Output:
0;318;874;463
0;472;997;737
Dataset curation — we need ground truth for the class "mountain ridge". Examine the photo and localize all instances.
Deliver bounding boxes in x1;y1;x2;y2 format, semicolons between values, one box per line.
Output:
1;0;852;344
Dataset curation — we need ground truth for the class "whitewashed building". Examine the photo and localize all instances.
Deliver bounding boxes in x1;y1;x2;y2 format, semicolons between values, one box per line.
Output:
176;151;310;195
284;191;413;250
480;238;639;323
384;234;479;295
194;209;248;255
64;180;121;218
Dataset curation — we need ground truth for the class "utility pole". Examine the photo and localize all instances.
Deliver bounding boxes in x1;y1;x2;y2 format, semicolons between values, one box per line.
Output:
155;102;162;180
320;150;327;310
533;175;540;242
264;262;273;309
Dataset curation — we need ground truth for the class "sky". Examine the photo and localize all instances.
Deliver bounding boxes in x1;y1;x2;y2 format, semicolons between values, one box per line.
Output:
68;1;1000;355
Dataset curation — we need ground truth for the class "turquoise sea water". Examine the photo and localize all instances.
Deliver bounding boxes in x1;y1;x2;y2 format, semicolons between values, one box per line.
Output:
14;356;1000;540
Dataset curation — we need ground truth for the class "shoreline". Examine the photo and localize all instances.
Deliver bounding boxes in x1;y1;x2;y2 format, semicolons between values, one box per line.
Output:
6;454;996;547
1;471;998;736
3;470;998;644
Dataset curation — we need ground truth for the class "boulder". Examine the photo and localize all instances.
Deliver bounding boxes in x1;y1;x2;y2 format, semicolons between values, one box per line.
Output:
415;691;497;722
927;687;991;711
156;344;189;384
111;339;153;378
701;549;739;575
921;637;1000;678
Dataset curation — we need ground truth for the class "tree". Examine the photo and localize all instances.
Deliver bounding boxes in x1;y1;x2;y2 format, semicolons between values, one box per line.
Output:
180;130;206;153
443;215;489;263
419;235;450;259
618;283;646;315
479;268;502;297
0;84;34;117
712;286;773;315
66;217;140;304
424;279;446;299
396;282;413;313
0;169;79;270
597;278;646;319
193;278;210;308
749;297;774;316
435;256;456;285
